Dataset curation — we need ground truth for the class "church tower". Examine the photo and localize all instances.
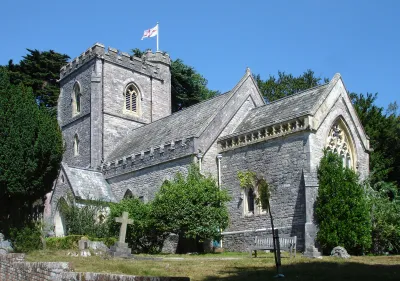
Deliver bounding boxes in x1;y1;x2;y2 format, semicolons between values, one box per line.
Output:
57;43;171;169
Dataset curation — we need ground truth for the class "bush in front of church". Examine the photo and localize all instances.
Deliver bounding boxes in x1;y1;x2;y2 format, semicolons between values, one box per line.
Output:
315;150;372;255
151;164;230;245
108;197;167;254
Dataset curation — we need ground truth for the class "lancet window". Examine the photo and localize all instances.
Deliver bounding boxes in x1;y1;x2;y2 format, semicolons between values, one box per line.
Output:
72;82;81;116
124;83;140;114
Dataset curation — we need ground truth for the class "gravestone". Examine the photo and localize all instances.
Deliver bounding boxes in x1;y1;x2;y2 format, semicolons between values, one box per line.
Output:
0;233;13;255
78;237;91;257
108;212;133;258
331;246;351;259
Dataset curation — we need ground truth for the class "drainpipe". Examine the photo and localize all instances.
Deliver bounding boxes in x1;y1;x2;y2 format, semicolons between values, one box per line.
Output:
196;152;203;172
217;154;223;189
216;153;223;248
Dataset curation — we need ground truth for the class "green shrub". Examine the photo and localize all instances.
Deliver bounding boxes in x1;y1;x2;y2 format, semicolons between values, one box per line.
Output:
109;197;165;254
367;181;400;254
45;235;82;250
316;150;372;255
10;223;42;253
60;193;110;238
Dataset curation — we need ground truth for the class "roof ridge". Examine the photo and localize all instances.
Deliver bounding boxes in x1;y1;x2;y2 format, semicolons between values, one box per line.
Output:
263;83;329;107
127;90;231;135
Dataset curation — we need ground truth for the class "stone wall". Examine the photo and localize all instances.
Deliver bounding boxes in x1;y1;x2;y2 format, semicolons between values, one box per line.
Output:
0;254;71;281
0;253;189;281
220;132;308;251
59;59;94;168
108;156;193;202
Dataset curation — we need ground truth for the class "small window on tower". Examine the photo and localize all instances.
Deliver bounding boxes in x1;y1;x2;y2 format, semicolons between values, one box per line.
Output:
72;82;81;116
124;83;140;114
74;134;79;156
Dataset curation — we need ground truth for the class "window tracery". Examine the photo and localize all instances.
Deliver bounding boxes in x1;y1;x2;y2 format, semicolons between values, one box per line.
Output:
124;83;140;114
326;119;355;169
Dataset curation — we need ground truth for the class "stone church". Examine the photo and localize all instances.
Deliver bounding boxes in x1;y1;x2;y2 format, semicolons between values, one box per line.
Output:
49;43;370;255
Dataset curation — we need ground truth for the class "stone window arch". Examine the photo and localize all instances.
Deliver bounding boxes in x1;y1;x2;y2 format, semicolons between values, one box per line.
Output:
72;82;81;116
124;83;140;115
73;134;79;156
124;189;134;199
326;118;356;169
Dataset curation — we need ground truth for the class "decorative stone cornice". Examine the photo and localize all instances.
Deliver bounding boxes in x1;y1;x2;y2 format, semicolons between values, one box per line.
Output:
218;116;311;152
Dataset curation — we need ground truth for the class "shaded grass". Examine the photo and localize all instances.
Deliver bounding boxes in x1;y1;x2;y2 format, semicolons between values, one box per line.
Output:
27;250;400;281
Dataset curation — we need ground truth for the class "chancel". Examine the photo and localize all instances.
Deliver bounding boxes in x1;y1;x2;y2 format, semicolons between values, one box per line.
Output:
48;43;370;256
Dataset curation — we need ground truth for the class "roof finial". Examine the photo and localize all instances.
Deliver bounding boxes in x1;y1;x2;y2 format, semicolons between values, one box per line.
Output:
246;67;251;74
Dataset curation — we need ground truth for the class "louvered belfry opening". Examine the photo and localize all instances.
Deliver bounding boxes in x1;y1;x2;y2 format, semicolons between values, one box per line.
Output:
125;83;138;112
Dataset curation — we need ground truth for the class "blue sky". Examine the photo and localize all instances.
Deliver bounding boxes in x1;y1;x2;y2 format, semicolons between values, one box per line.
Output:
1;0;399;109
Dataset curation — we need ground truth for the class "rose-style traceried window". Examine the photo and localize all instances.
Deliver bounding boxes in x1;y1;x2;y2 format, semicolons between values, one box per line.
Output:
326;119;355;169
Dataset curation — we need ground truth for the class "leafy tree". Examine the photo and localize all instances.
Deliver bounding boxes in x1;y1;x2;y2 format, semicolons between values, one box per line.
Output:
151;164;230;242
131;50;218;112
316;150;371;255
108;197;166;253
237;171;281;272
366;181;400;254
254;70;328;102
7;49;69;107
350;93;400;187
0;68;63;234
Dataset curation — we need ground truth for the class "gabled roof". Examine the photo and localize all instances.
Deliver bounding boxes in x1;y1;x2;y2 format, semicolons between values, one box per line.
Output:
106;91;232;162
233;83;330;134
62;163;116;202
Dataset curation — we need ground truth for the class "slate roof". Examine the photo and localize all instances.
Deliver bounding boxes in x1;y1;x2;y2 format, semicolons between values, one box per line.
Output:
233;83;330;134
106;91;232;162
63;163;116;202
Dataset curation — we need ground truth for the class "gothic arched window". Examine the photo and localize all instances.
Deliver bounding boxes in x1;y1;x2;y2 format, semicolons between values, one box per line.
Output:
326;119;356;169
247;188;255;213
73;82;81;116
74;134;79;156
124;189;133;199
124;83;140;114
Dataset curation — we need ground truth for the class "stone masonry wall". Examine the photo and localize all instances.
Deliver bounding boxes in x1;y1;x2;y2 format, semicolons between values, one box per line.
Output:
0;253;189;281
108;156;193;202
220;132;309;252
59;60;95;168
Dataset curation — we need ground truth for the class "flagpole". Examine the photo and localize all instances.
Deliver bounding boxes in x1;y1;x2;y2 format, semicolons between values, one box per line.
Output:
156;22;159;52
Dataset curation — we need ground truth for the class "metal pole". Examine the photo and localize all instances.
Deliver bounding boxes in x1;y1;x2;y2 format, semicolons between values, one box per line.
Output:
156;22;159;51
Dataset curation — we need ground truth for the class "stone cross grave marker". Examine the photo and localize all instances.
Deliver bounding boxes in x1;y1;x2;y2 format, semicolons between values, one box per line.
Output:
115;211;133;244
109;212;133;257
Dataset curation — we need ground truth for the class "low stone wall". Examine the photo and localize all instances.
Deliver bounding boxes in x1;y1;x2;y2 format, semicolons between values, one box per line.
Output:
0;253;189;281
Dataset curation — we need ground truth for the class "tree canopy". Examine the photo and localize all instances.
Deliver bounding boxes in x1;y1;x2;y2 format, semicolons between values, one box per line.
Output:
7;49;69;107
131;49;218;112
350;93;400;187
0;68;63;234
254;70;329;103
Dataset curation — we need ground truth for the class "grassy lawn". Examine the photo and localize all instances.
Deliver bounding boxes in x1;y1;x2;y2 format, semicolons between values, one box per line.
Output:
27;250;400;281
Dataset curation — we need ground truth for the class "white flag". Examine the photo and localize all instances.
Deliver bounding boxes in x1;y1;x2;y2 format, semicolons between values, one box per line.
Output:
141;24;158;40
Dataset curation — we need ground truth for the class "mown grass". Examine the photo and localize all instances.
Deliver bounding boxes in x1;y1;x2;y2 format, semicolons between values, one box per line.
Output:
26;250;400;281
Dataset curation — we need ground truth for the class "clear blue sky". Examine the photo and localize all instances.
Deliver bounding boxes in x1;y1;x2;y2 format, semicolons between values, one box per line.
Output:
1;0;399;109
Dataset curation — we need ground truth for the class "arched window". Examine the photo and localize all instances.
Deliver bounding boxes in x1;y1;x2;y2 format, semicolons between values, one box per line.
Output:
247;188;255;213
326;118;356;169
72;82;81;116
124;189;133;199
74;134;79;156
124;83;140;114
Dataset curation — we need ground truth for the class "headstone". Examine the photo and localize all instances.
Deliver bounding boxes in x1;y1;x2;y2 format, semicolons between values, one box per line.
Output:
303;245;322;258
78;237;89;250
0;233;13;255
108;212;133;258
331;246;351;259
